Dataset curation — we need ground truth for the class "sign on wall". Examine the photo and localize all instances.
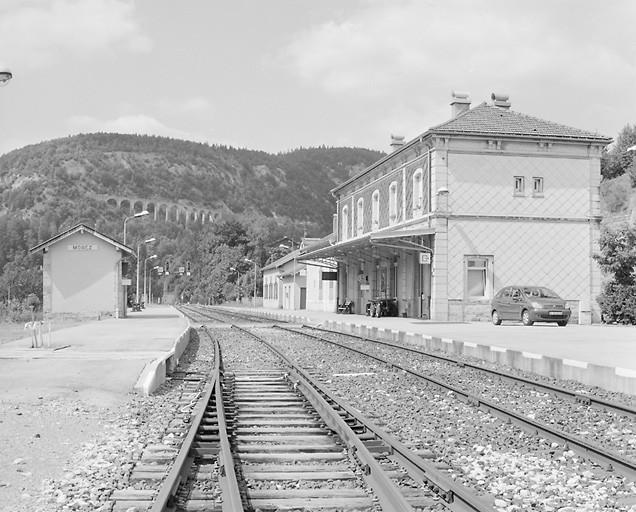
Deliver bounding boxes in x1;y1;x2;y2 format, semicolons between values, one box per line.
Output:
68;244;98;251
419;252;431;264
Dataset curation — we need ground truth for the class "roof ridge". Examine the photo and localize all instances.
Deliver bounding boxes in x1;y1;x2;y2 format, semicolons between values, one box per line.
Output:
429;102;611;141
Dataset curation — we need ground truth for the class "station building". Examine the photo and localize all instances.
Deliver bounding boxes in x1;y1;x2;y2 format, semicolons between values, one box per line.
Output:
299;93;612;323
29;223;133;318
262;237;337;312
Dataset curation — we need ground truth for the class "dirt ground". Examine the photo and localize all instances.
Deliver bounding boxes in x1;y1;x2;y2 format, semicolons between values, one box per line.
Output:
0;393;115;512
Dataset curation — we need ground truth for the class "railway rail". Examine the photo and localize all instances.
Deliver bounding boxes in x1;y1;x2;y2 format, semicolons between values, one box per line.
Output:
274;324;636;481
300;324;636;416
150;311;494;511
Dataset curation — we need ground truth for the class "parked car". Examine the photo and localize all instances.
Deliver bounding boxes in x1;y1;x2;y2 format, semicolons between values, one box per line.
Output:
491;286;571;326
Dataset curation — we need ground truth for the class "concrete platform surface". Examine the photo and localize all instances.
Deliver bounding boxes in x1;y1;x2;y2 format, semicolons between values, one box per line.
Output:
0;305;188;406
238;307;636;372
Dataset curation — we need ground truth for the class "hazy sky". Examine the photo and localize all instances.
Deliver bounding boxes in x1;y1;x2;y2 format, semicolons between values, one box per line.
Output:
0;0;634;156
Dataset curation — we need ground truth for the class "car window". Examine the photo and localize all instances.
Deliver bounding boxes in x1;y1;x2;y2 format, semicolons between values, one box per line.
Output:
511;288;521;298
539;288;560;298
501;288;510;298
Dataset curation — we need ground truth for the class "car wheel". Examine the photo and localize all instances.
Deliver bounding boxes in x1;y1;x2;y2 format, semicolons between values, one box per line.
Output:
492;310;502;325
557;321;568;327
521;309;534;326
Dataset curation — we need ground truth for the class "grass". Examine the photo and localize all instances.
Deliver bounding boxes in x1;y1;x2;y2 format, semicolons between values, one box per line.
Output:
0;317;90;345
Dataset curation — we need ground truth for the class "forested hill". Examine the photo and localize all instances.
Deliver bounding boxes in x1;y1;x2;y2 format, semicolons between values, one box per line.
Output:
0;133;385;234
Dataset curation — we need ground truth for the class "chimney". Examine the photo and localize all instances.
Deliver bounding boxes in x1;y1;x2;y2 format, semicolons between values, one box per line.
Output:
450;90;471;117
491;92;511;109
390;134;405;151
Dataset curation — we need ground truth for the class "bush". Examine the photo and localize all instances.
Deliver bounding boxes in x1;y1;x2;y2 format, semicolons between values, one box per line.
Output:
0;299;39;323
597;283;636;324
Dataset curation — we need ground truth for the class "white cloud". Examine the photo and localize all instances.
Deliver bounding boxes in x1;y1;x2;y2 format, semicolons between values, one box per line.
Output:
67;114;207;143
0;0;152;70
282;0;636;102
158;96;213;115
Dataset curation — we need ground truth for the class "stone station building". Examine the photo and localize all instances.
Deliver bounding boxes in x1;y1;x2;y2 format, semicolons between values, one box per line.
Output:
299;93;612;323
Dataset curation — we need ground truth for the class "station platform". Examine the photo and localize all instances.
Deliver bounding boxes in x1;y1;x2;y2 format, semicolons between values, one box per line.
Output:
235;306;636;395
0;305;189;406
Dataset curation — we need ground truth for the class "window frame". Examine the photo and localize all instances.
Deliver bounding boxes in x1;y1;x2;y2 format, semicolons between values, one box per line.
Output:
356;197;364;236
389;181;398;225
464;255;494;300
532;176;544;196
341;205;349;241
412;168;424;216
371;190;380;231
514;176;525;195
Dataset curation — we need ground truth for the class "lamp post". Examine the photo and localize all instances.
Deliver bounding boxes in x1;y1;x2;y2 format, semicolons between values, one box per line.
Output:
244;258;257;307
149;265;158;306
0;67;12;86
123;210;149;246
136;237;155;305
144;254;158;305
230;266;241;302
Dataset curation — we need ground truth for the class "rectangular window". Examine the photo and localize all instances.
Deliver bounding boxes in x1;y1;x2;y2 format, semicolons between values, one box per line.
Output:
514;176;525;195
465;256;493;299
532;177;544;195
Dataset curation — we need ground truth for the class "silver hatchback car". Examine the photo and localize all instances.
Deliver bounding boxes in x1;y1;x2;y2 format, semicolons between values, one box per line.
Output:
491;286;571;326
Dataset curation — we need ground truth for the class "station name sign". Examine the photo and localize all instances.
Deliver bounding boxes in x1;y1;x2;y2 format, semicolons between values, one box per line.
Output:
67;244;98;251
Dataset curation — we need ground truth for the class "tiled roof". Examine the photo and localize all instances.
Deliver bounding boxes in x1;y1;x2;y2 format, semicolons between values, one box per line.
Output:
429;102;612;142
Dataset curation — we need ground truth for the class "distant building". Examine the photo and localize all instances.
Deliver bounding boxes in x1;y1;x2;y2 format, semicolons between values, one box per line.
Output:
29;224;133;317
300;93;612;323
262;237;337;311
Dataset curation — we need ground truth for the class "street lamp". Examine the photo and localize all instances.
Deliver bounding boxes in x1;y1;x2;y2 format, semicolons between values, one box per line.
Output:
136;237;155;305
144;254;158;305
0;68;12;87
149;265;159;305
123;210;149;246
244;258;257;307
230;266;241;301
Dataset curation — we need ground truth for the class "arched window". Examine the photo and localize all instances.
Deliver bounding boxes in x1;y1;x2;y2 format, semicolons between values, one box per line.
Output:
389;181;398;225
412;168;424;216
356;197;364;236
341;205;349;241
371;190;380;231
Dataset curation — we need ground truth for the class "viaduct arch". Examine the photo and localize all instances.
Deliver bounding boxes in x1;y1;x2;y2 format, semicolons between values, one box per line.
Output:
101;194;222;226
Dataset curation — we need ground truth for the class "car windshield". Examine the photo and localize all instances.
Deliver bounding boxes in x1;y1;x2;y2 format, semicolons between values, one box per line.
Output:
521;287;560;298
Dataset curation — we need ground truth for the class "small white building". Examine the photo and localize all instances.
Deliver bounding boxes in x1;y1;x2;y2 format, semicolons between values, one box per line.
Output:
29;224;133;317
262;238;337;311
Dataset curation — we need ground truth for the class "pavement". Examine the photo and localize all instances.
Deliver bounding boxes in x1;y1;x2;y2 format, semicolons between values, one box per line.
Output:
252;308;636;371
0;306;189;406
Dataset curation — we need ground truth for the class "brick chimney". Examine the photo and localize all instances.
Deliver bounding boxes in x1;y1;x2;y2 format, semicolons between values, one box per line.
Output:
390;134;405;151
450;91;471;117
491;92;511;109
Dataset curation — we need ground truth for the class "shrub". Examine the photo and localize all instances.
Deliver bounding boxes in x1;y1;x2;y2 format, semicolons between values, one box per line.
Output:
597;283;636;324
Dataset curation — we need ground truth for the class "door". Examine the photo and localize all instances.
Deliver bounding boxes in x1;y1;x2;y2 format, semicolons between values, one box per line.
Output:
300;287;306;309
509;287;524;319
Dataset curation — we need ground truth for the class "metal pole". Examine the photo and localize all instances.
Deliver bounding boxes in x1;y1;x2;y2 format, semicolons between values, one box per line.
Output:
143;259;148;305
136;244;141;304
253;261;257;307
149;270;152;306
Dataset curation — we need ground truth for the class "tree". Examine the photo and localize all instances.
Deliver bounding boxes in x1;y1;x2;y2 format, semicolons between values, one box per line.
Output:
601;124;636;180
595;227;636;323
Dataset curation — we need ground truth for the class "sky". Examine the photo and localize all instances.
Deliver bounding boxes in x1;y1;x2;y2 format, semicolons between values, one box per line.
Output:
0;0;634;157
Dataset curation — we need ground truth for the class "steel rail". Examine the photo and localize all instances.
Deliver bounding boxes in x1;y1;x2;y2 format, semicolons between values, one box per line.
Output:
149;329;243;512
233;325;493;512
278;325;636;481
301;324;636;418
232;325;414;512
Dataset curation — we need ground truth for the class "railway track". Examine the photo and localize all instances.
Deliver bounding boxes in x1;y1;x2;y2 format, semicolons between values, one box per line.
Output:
272;324;636;482
150;314;493;511
178;304;273;325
